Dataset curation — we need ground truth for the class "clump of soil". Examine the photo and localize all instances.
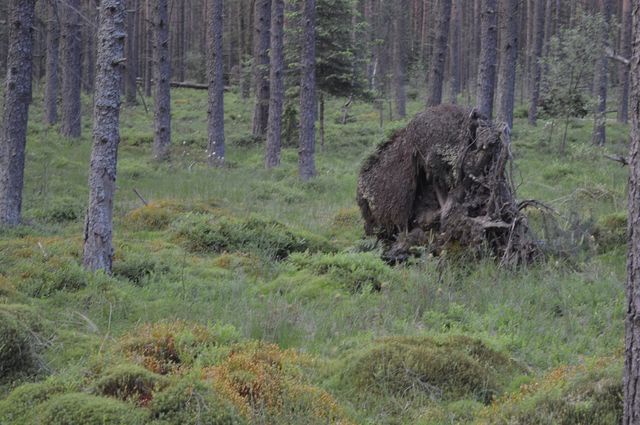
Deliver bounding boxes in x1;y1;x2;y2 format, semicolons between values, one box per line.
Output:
357;104;539;265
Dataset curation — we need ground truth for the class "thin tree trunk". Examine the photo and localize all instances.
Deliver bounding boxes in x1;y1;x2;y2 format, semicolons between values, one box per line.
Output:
176;0;186;82
592;0;612;146
153;0;171;160
44;0;60;126
83;0;96;93
477;0;498;118
299;0;316;181
266;0;284;168
319;92;325;150
252;0;271;137
496;0;519;128
619;0;631;124
144;0;152;97
394;0;407;118
624;3;640;422
125;0;138;105
83;0;126;273
60;0;83;138
207;0;225;167
449;0;461;104
426;0;452;107
0;0;36;226
527;0;545;125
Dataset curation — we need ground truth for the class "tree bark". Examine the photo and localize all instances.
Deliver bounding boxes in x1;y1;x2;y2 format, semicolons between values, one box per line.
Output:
60;0;83;138
83;0;97;94
252;0;271;137
83;0;126;273
176;0;186;82
592;0;612;146
44;0;60;126
144;0;152;97
527;0;545;126
624;3;640;422
152;0;171;161
125;0;138;105
299;0;316;181
207;0;225;167
0;0;36;226
426;0;452;107
496;0;519;129
394;0;407;118
619;0;632;124
449;0;461;104
476;0;498;118
266;0;284;168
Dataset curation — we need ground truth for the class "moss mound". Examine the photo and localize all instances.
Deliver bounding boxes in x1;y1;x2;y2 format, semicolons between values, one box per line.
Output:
112;253;170;285
92;364;164;405
0;304;49;381
20;261;88;297
124;199;222;230
173;213;333;259
36;393;146;425
0;379;73;424
343;335;521;403
592;212;627;252
150;376;246;425
481;356;622;425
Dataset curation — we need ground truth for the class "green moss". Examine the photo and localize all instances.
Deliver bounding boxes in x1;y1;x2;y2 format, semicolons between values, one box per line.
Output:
173;213;333;259
0;378;76;424
36;393;147;425
112;254;170;285
0;304;49;381
593;212;627;251
20;261;89;297
92;364;164;403
149;376;246;425
26;196;84;223
343;335;521;403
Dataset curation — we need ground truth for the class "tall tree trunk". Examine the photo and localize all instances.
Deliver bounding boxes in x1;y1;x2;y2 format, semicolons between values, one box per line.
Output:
125;0;138;105
592;0;612;146
527;0;545;125
449;0;461;104
0;0;36;226
83;0;96;93
44;0;60;126
496;0;519;129
207;0;225;167
426;0;452;107
619;0;632;124
83;0;126;273
393;0;407;118
299;0;316;181
624;3;640;422
252;0;271;137
153;0;171;161
266;0;284;168
144;0;153;97
60;0;83;138
477;0;498;118
176;0;186;82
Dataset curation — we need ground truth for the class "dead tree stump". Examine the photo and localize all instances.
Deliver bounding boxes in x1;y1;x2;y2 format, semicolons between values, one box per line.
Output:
357;104;539;266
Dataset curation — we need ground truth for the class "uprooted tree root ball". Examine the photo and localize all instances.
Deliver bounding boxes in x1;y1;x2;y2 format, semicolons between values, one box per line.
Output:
357;104;540;265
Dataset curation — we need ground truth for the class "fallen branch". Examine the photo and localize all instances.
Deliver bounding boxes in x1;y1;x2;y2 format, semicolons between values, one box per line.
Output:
605;47;630;66
135;77;230;91
604;153;629;166
133;188;148;206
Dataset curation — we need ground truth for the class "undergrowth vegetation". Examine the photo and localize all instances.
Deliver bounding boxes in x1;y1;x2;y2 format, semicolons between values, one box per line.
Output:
0;88;629;423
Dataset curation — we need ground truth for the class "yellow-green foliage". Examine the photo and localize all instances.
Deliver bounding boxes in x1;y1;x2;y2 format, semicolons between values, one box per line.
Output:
173;213;333;259
120;321;240;375
0;379;76;424
20;261;88;297
36;393;146;425
343;335;520;403
205;342;354;424
479;356;622;425
149;376;246;425
0;275;16;299
92;364;165;405
593;212;627;251
124;199;222;230
112;252;170;284
0;304;49;380
27;196;84;223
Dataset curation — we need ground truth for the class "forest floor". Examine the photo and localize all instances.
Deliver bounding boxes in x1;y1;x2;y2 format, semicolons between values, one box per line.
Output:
0;88;631;424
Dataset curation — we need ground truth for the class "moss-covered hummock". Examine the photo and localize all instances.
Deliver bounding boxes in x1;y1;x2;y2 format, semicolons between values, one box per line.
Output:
0;304;49;381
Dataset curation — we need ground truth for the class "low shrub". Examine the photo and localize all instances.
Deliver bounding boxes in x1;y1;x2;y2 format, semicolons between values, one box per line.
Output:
28;196;84;223
92;364;164;405
0;379;75;424
124;200;187;230
342;335;521;403
20;261;88;297
36;393;146;425
173;213;333;259
592;212;627;252
112;254;170;285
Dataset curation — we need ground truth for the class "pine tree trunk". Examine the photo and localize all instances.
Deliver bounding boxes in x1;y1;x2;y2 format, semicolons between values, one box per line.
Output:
0;0;36;226
176;0;186;82
527;0;545;126
125;0;138;105
449;0;461;104
299;0;316;181
266;0;284;168
83;0;96;93
496;0;519;128
426;0;452;107
477;0;498;118
44;0;60;126
207;0;225;167
83;0;126;273
592;0;612;146
60;0;83;138
619;0;631;124
624;3;640;422
144;0;152;97
153;0;171;161
252;0;271;137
